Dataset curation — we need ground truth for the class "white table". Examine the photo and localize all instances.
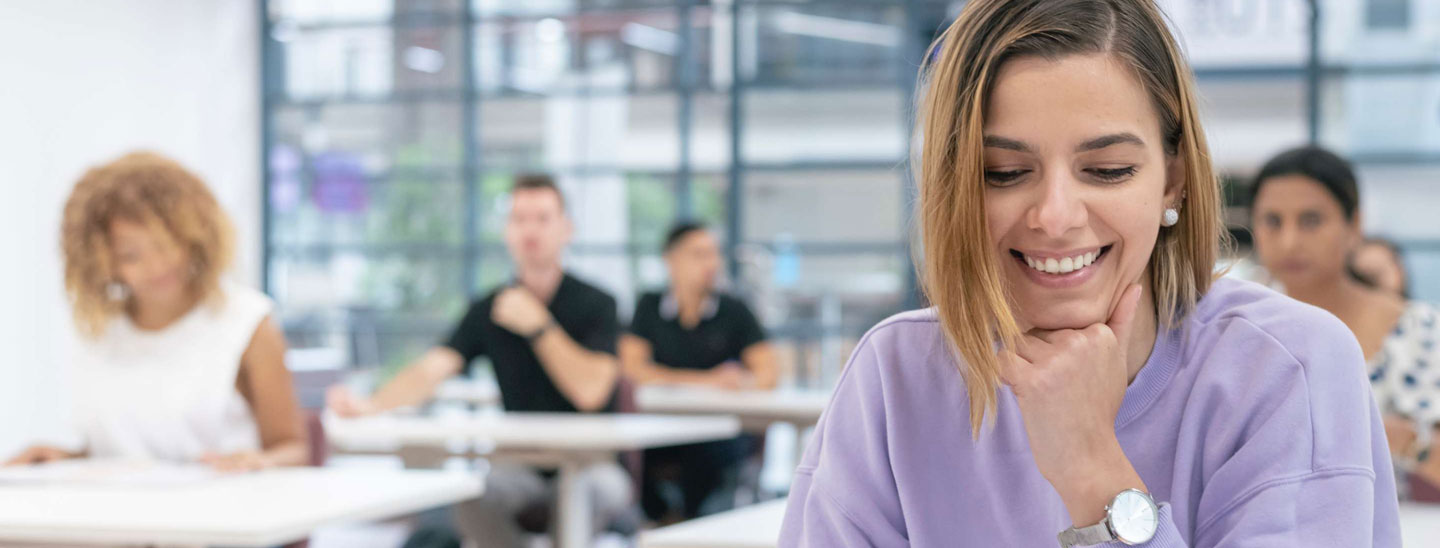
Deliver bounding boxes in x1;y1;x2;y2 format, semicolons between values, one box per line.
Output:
433;378;501;408
635;386;830;433
640;499;786;548
1401;503;1440;547
326;412;742;548
644;499;1433;548
0;466;482;547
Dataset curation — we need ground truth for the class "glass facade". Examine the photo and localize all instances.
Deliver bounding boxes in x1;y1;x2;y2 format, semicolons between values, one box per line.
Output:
263;0;1440;382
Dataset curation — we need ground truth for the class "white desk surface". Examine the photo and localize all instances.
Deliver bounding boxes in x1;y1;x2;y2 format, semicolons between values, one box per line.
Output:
1401;503;1440;547
638;500;1440;548
635;386;831;424
326;411;742;454
0;466;482;547
640;499;787;548
434;379;501;406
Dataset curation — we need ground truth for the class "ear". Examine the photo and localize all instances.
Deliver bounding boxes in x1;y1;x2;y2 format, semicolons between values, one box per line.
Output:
1163;153;1186;207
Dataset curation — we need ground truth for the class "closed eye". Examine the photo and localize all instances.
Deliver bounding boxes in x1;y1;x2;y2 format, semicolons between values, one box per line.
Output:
1087;166;1136;183
984;169;1029;186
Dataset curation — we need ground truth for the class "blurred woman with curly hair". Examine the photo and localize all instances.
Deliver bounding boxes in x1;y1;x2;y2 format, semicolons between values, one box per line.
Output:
4;151;308;472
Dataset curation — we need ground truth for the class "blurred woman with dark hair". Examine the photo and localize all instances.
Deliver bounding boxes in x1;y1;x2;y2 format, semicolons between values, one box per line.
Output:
1250;146;1440;496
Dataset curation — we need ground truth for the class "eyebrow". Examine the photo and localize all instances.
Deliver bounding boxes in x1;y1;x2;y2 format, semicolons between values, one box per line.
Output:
982;132;1147;153
982;135;1029;152
1077;132;1146;152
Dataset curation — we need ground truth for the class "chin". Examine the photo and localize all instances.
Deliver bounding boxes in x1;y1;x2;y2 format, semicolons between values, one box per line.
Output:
1013;298;1106;332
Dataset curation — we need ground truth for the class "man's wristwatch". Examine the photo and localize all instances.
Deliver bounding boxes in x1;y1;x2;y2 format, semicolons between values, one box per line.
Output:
1057;489;1159;547
523;320;558;342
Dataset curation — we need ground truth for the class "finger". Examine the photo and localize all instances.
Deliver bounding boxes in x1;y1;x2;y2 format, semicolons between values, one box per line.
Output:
1106;284;1144;345
997;350;1031;387
1013;334;1052;364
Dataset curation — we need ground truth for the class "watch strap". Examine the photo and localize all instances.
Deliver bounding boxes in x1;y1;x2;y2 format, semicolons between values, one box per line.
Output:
524;319;558;342
1057;521;1114;547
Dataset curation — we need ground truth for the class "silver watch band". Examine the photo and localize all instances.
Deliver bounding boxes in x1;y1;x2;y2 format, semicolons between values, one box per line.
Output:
1057;521;1114;547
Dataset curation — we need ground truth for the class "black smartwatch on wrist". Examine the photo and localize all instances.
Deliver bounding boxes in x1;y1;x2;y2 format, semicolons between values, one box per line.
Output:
524;320;558;342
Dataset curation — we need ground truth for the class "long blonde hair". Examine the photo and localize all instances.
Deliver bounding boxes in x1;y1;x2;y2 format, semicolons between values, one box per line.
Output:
914;0;1227;436
61;152;235;337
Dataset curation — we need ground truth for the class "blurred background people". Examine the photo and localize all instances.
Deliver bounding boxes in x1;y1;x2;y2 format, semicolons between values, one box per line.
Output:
326;175;631;548
1352;236;1412;300
621;222;778;522
1249;146;1440;496
4;152;308;472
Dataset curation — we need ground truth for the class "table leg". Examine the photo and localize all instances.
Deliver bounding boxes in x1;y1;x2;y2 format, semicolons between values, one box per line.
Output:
554;460;592;548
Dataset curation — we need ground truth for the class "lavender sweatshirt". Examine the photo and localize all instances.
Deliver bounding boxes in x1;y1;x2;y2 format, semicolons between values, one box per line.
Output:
781;278;1400;546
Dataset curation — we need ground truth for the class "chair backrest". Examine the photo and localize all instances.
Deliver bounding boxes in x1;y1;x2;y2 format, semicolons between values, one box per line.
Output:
305;409;327;467
612;376;644;493
1411;472;1440;502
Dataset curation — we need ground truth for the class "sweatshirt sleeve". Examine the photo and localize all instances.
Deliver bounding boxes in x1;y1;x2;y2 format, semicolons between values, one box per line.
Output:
779;328;909;547
1179;313;1401;547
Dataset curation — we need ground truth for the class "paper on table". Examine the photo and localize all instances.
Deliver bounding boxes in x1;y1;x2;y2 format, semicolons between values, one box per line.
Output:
0;458;218;488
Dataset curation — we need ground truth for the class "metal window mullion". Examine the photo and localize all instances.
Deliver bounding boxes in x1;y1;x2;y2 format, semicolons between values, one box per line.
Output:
725;0;744;281
463;0;481;297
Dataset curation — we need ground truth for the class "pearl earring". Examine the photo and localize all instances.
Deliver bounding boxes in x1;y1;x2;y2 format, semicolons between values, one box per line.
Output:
106;282;130;302
1162;207;1180;227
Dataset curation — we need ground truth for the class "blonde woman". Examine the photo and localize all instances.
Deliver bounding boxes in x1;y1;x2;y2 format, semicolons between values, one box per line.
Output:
781;1;1399;546
4;152;307;471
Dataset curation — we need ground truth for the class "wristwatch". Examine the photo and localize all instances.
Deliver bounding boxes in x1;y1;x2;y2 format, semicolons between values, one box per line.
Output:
523;320;558;342
1057;489;1159;547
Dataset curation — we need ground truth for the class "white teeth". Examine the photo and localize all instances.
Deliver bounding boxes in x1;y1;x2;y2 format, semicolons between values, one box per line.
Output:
1023;250;1101;275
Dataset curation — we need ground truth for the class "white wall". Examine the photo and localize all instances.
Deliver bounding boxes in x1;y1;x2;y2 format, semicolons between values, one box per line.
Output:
0;1;259;456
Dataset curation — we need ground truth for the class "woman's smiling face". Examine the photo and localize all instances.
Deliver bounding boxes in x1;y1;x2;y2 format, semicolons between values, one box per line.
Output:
982;53;1181;331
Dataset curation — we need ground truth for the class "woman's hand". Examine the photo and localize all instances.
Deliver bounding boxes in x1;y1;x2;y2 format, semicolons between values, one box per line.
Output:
3;445;78;467
1001;284;1148;526
200;451;273;473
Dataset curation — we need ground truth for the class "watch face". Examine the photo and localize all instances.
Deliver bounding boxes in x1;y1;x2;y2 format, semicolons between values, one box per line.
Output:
1110;490;1158;544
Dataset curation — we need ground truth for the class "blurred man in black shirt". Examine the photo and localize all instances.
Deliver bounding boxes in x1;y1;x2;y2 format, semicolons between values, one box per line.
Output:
327;174;628;547
621;222;778;521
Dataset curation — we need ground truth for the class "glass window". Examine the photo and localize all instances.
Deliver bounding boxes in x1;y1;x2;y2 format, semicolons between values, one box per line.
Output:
264;0;922;379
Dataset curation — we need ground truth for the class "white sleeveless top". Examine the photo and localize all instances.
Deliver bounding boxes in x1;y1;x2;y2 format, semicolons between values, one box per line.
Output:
71;280;273;462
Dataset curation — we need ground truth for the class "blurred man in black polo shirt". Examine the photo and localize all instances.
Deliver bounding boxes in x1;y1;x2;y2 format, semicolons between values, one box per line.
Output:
327;174;628;547
620;222;778;521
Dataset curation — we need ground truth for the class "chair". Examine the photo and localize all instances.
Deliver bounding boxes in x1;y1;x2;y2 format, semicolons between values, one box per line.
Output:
282;409;330;548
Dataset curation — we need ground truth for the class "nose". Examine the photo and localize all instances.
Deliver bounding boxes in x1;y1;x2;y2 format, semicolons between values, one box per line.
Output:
1274;222;1300;254
1026;172;1088;239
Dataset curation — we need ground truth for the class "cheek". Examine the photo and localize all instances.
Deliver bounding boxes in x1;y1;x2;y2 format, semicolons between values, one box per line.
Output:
984;194;1023;248
1114;212;1159;268
167;250;190;272
115;264;142;285
1309;225;1349;255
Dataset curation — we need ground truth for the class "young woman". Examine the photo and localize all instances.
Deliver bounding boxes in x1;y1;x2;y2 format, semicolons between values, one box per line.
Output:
4;152;307;471
1249;146;1440;494
781;1;1399;546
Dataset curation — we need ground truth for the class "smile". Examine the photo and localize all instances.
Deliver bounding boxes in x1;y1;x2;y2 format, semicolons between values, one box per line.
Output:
1010;245;1112;276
